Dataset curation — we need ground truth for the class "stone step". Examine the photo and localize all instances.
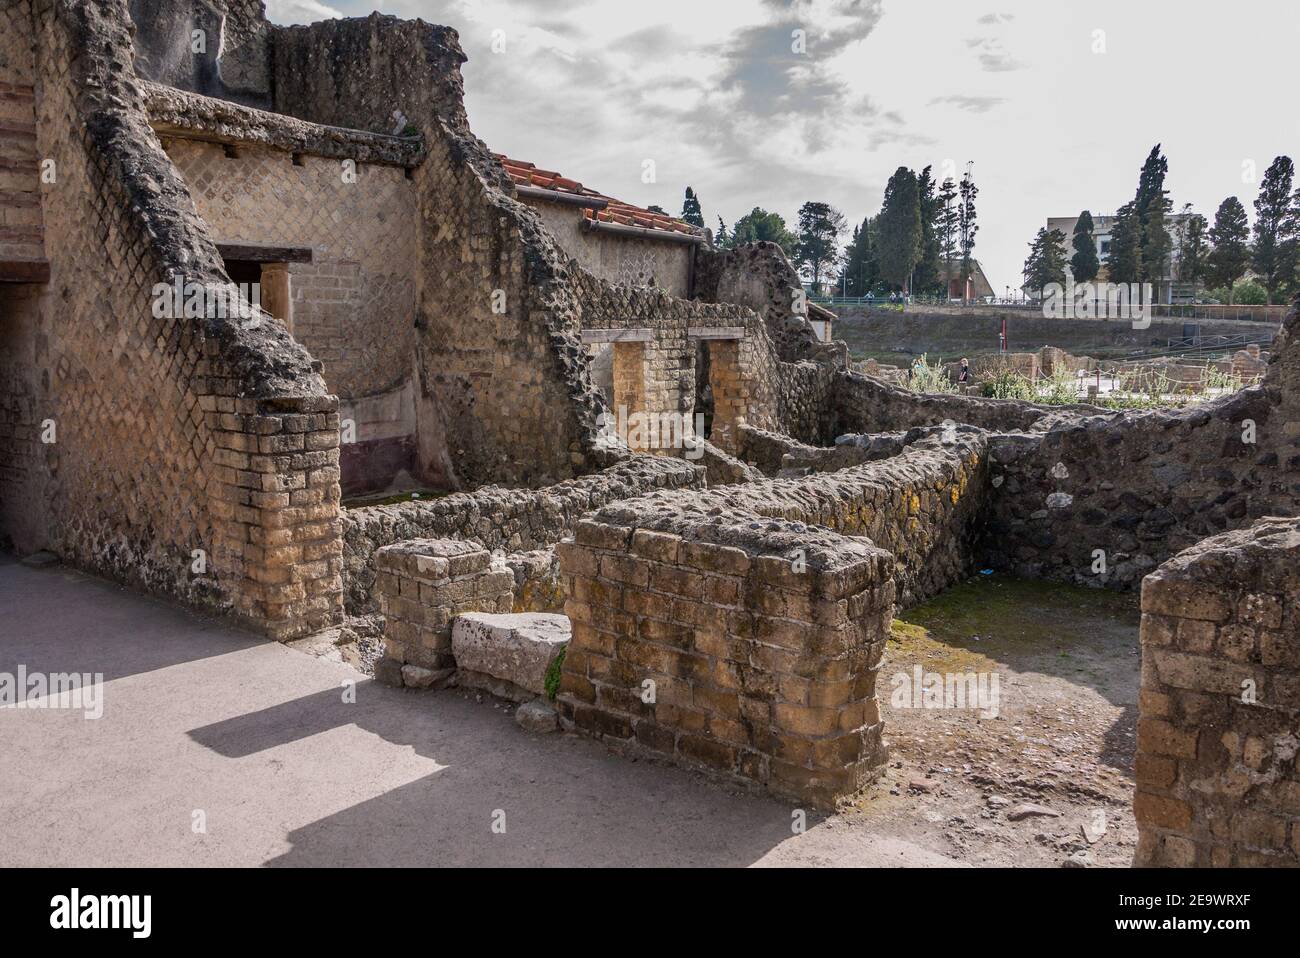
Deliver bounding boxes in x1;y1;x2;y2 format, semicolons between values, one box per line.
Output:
450;612;570;701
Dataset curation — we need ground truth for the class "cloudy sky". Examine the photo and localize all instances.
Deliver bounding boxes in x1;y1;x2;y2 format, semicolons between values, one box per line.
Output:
265;0;1295;292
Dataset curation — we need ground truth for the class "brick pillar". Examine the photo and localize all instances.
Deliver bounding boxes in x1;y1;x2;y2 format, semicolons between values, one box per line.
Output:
203;377;344;640
1134;517;1300;867
373;538;514;682
706;339;748;454
555;517;894;809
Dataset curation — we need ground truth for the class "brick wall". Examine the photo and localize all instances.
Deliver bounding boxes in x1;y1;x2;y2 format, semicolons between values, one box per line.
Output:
161;137;417;402
555;516;894;808
1134;516;1300;867
575;433;988;609
0;0;342;640
373;538;513;675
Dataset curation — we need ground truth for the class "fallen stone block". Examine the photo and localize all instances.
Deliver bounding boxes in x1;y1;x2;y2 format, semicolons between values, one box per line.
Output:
452;612;570;699
401;664;455;689
516;697;559;733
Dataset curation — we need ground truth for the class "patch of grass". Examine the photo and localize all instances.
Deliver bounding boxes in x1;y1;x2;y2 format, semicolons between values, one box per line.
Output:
544;647;566;700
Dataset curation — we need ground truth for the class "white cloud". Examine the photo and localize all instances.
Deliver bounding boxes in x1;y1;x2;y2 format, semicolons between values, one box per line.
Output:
277;0;1295;292
263;0;344;25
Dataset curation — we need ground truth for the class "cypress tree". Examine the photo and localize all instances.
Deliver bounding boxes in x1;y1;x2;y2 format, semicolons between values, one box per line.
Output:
877;166;921;292
680;187;704;227
1070;210;1100;283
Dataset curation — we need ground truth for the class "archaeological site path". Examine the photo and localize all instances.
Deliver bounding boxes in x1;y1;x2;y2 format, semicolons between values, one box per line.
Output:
0;555;965;868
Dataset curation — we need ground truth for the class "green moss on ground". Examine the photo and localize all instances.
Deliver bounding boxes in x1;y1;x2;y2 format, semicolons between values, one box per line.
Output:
889;574;1138;673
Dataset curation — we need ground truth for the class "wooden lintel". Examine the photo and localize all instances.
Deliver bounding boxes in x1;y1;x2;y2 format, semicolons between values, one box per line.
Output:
217;243;313;264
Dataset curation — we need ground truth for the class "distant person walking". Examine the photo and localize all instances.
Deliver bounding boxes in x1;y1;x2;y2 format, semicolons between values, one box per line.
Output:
958;358;971;384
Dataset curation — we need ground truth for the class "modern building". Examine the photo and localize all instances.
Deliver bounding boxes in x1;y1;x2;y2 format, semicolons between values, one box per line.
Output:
1045;212;1197;303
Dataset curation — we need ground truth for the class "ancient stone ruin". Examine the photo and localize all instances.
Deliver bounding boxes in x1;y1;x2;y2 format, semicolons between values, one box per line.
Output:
1;1;1297;866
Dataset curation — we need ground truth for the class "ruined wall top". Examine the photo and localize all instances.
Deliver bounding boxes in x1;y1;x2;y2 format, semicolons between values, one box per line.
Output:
129;0;272;107
143;80;425;167
271;13;470;135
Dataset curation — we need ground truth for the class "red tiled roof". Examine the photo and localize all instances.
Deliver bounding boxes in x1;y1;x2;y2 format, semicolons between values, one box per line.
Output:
495;153;698;238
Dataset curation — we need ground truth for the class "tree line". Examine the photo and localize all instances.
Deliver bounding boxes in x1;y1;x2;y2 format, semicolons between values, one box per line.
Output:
670;166;981;303
1023;146;1300;306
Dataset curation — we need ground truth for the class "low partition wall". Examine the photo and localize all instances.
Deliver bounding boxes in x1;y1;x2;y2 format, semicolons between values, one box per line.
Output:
556;513;895;808
830;368;1107;436
598;434;989;608
1134;516;1300;867
341;455;702;613
552;434;988;807
983;386;1288;590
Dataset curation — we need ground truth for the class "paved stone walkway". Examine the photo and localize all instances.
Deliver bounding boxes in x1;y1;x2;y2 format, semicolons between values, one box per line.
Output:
0;556;959;867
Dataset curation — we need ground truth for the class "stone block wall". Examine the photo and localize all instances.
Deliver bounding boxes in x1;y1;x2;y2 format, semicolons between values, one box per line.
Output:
832;368;1058;435
1134;516;1300;867
834;314;1300;594
555;517;894;808
584;433;988;609
984;385;1293;590
373;538;513;675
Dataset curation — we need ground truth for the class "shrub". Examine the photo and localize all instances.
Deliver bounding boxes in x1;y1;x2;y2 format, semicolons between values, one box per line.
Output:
905;354;958;394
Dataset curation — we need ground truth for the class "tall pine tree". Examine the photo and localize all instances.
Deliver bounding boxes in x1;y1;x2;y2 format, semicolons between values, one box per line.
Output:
936;177;958;296
1135;145;1172;298
1023;228;1068;294
1107;201;1141;285
958;165;979;303
1282;187;1300;302
1176;204;1209;296
915;166;943;295
1206;196;1251;304
842;216;879;296
1251;155;1295;304
793;201;846;289
715;215;731;249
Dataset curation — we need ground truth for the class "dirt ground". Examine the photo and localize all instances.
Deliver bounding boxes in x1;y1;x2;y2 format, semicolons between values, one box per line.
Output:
836;574;1141;867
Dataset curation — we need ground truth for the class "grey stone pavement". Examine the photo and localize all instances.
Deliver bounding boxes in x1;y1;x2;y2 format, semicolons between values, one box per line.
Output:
0;554;959;867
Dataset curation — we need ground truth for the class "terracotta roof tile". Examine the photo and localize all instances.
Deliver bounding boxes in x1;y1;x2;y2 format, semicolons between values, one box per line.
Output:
495;152;697;238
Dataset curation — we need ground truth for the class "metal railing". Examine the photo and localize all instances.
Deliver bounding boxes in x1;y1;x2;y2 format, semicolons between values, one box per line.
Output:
1150;304;1287;323
1123;334;1273;362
